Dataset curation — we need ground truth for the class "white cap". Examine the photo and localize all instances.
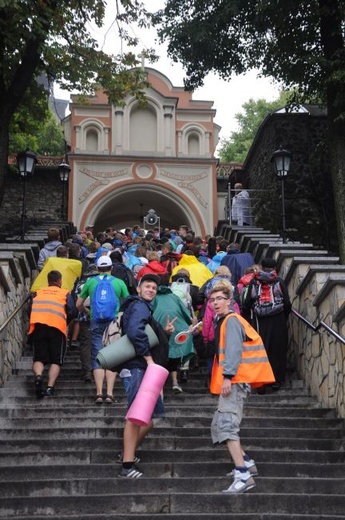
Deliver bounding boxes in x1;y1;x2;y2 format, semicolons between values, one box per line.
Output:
97;256;112;268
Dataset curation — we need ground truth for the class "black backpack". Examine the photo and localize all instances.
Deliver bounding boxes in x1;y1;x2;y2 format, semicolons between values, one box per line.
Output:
111;263;137;295
148;315;170;368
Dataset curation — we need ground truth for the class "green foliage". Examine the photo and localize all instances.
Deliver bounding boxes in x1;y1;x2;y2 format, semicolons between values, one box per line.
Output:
36;111;66;156
218;93;288;163
0;0;156;122
0;0;157;198
153;0;343;100
8;85;50;155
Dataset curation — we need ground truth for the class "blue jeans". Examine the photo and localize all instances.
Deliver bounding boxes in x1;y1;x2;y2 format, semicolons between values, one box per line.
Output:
122;367;165;419
90;320;110;370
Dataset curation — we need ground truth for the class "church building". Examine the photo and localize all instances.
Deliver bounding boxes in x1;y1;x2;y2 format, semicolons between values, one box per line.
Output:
63;67;221;234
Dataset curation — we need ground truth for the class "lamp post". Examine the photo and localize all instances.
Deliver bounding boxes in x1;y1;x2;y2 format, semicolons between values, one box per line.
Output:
58;161;71;220
16;147;37;243
271;146;292;243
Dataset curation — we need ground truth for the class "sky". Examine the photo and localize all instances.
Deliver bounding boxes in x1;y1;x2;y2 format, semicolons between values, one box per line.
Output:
55;0;281;144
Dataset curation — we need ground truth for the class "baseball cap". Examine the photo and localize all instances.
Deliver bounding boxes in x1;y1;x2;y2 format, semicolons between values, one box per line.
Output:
138;274;160;286
97;256;112;268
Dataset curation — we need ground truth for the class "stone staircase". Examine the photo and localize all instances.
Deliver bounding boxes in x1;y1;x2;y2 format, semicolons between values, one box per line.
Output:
0;349;345;520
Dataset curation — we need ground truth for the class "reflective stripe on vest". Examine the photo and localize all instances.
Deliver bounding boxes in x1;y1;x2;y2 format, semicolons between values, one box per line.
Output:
210;313;275;394
29;286;69;336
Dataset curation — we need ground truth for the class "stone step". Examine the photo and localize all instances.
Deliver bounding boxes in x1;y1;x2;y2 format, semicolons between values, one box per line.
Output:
0;434;338;451
0;475;344;498
0;462;344;482
0;416;341;429
0;404;336;419
0;492;344;517
0;448;343;464
2;512;338;520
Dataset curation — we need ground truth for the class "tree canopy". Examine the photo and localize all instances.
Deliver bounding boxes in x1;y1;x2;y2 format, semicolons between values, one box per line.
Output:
154;0;345;261
218;94;288;163
0;0;153;198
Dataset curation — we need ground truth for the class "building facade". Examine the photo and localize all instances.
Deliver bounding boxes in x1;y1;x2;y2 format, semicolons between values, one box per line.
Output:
63;68;221;234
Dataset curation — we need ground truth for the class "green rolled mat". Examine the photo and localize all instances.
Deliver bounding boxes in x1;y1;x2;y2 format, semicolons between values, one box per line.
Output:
96;324;159;370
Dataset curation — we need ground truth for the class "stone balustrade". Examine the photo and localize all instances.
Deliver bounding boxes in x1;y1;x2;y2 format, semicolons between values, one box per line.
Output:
0;247;37;386
0;222;75;387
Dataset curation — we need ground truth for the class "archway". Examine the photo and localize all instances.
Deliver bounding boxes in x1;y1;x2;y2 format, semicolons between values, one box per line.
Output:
79;183;205;234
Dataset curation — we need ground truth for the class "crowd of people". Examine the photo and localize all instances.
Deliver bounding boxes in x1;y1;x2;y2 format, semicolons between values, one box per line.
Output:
27;222;291;492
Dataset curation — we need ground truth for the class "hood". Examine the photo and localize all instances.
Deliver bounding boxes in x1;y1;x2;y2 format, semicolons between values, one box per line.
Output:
146;260;167;273
120;295;145;312
213;251;227;260
157;285;172;295
44;240;62;252
255;270;278;284
179;254;200;266
238;272;255;286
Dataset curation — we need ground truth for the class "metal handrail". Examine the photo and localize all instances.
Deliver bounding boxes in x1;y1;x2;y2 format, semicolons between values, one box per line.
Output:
291;308;345;345
0;294;31;334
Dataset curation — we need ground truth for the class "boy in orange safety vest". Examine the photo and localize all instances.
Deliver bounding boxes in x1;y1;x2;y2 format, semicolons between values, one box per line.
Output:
29;270;76;397
209;280;275;494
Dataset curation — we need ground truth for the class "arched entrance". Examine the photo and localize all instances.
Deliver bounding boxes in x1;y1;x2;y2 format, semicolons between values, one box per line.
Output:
78;182;206;234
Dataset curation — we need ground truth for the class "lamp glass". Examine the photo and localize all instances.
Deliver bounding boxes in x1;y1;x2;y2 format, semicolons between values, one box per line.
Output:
271;147;292;178
17;148;37;178
59;162;71;182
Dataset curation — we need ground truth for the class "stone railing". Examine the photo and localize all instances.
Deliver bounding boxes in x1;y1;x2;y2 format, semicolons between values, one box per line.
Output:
0;245;38;386
216;221;345;418
0;222;76;387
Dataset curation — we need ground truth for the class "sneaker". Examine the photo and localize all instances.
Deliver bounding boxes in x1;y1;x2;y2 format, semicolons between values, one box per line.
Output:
70;340;80;348
227;458;258;477
34;376;44;398
119;466;143;478
222;470;256;494
172;383;183;393
116;451;141;465
44;386;55;397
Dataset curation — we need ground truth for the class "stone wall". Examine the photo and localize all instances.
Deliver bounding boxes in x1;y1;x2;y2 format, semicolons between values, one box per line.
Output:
0;246;38;386
243;108;338;255
217;222;345;419
0;167;66;239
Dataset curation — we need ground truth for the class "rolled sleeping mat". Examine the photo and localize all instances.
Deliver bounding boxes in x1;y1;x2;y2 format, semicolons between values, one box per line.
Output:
126;363;169;426
96;324;158;370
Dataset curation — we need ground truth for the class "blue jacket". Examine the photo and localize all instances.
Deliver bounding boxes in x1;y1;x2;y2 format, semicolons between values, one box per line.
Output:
118;296;153;371
220;251;255;286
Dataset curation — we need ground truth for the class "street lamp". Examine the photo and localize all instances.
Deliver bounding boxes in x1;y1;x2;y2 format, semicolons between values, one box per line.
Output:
144;209;160;233
271;146;292;243
58;161;71;220
16;147;37;242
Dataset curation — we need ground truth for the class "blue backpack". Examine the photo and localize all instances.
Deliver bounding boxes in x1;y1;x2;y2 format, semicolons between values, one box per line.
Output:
91;275;118;322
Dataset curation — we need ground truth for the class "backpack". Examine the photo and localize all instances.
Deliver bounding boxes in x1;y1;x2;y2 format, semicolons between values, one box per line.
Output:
111;263;137;295
91;275;118;322
147;315;169;368
170;278;193;315
102;312;123;346
251;277;284;318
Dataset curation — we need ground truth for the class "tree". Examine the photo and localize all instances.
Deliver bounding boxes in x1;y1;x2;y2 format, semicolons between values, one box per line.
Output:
154;0;345;261
0;0;154;200
218;95;288;163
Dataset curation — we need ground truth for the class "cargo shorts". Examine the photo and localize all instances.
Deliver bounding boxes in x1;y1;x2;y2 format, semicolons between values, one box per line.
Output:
211;383;250;444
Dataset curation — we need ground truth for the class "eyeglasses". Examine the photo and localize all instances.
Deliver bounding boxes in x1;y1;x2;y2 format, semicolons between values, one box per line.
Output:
209;296;229;303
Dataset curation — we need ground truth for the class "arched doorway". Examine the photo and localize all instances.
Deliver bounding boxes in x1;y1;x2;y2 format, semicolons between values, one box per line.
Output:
79;182;206;235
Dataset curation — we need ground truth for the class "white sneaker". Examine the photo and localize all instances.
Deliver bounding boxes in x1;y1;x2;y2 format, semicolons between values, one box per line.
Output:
172;383;183;393
222;470;256;494
227;458;258;477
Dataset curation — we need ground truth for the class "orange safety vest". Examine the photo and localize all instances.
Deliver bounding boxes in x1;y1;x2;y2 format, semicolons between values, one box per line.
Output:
210;312;275;395
29;286;69;336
